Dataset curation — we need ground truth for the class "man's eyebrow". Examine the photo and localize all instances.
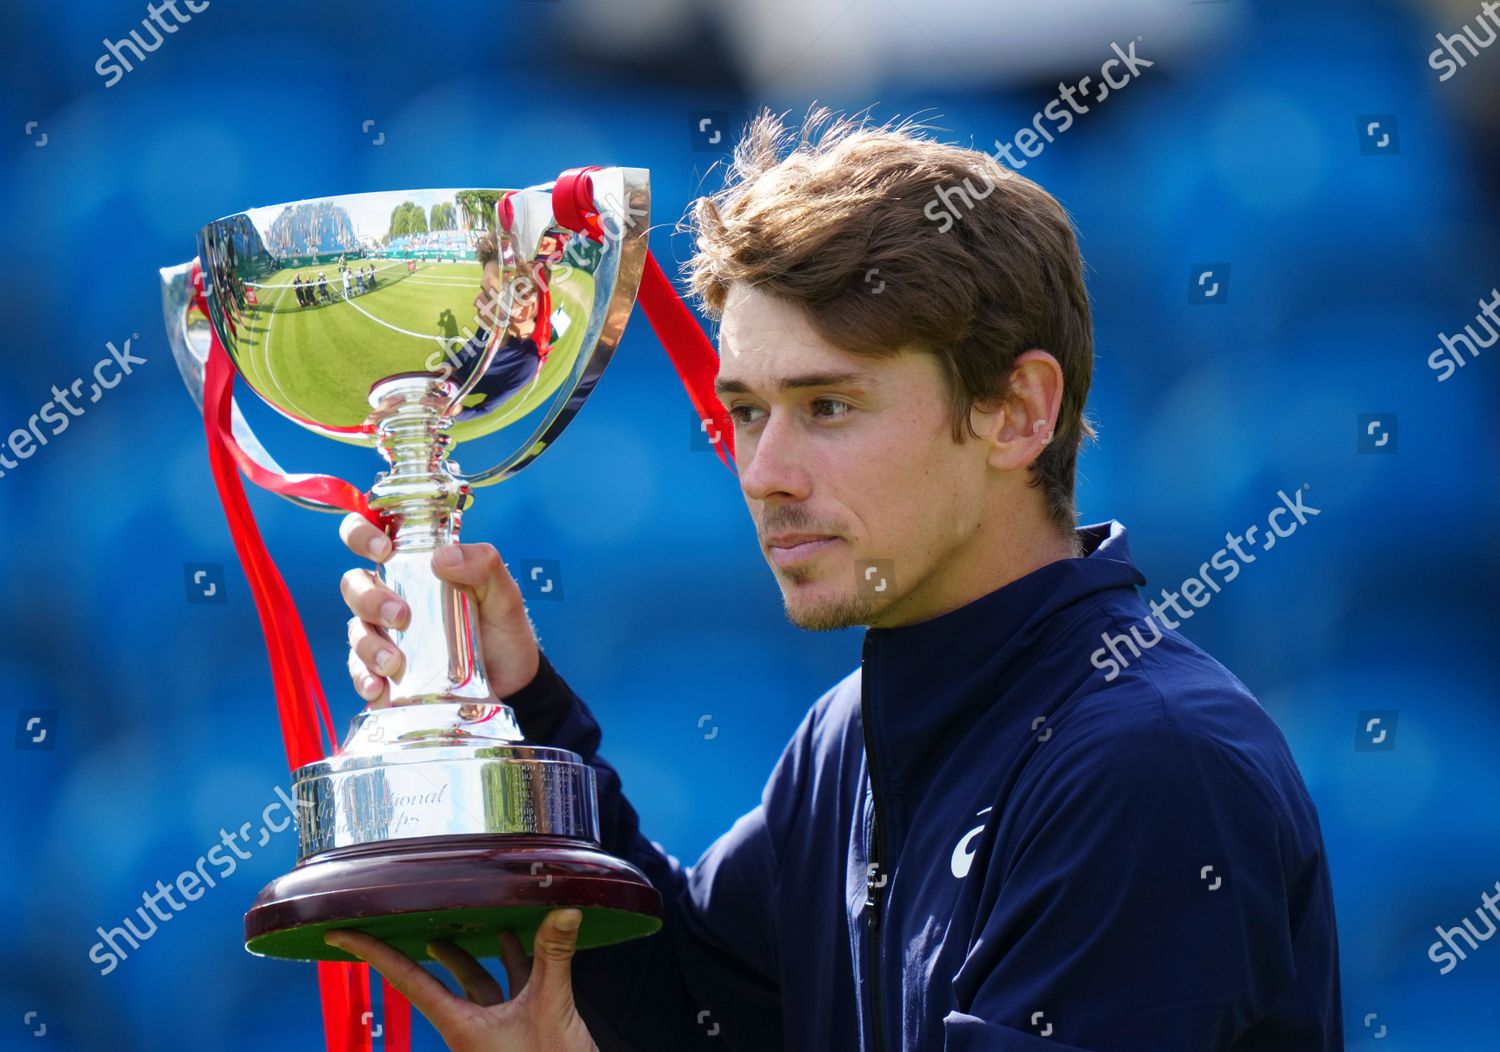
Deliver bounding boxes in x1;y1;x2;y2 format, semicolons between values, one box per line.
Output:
714;370;879;397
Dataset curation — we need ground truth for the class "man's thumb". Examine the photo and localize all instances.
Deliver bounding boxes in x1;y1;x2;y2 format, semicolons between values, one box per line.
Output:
528;909;583;1013
432;542;482;583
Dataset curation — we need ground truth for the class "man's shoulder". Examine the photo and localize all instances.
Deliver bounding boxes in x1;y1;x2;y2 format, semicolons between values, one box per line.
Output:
1041;633;1320;838
756;666;863;828
765;666;862;773
794;664;863;752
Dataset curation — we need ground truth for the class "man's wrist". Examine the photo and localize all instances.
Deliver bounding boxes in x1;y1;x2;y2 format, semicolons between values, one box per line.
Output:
498;649;569;734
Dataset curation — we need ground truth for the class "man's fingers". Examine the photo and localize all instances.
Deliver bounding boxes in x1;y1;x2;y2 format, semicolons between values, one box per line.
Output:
525;909;583;1016
431;543;516;603
324;930;469;1032
347;615;405;681
340;512;393;563
340;568;408;631
345;648;390;708
498;929;533;997
427;939;506;1007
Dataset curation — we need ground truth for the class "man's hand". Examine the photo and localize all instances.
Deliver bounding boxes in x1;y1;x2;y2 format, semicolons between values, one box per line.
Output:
325;909;597;1052
339;513;541;705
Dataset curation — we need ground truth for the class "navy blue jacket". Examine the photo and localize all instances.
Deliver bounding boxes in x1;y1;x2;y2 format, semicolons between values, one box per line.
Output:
502;520;1343;1050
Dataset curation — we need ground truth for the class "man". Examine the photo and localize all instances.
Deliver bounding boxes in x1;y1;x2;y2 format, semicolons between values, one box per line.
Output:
449;232;543;423
329;110;1342;1050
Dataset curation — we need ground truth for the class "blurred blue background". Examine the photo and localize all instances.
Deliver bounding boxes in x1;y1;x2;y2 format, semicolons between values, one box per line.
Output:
2;0;1498;1047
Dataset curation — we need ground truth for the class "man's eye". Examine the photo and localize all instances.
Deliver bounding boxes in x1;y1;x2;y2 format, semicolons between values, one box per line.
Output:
728;400;852;424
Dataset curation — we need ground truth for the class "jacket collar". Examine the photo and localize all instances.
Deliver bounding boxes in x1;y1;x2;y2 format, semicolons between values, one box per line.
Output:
859;520;1147;794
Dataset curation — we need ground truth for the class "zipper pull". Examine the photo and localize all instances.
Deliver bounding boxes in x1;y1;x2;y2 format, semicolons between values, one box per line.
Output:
865;861;887;916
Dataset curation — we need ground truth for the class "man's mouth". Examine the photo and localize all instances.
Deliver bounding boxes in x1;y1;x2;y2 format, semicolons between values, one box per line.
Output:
766;535;841;568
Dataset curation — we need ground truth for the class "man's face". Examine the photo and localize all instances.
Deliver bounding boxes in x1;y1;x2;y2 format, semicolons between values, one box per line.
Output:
716;283;991;631
475;261;502;332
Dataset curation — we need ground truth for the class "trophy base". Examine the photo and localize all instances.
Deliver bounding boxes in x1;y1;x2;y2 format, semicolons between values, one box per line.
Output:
244;834;663;962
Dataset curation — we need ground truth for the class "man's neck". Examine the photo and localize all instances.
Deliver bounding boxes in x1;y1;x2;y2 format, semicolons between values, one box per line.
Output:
867;517;1079;630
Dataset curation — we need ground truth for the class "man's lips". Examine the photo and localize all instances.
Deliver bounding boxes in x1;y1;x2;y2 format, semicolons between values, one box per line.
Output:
766;535;841;568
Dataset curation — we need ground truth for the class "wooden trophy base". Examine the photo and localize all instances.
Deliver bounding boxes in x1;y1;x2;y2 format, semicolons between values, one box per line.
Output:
244;834;663;962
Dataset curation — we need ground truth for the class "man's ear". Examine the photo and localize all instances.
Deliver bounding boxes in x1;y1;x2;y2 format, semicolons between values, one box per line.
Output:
969;349;1064;472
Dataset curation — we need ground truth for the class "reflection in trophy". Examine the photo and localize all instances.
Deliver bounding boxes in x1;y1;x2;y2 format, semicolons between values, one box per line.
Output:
159;170;663;963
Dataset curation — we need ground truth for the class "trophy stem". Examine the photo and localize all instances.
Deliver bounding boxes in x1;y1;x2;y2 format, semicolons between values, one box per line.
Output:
366;375;492;706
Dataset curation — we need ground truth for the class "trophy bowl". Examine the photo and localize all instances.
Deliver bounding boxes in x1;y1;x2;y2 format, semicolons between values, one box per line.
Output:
160;169;663;962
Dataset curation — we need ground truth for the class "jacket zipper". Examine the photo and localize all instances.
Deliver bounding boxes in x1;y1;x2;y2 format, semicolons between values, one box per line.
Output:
862;639;889;1052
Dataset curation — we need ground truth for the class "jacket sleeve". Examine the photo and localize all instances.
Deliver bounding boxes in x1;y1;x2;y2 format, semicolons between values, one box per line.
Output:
941;720;1321;1051
501;649;785;1051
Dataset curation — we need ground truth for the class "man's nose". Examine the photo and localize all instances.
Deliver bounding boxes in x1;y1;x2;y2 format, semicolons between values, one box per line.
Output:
738;412;809;503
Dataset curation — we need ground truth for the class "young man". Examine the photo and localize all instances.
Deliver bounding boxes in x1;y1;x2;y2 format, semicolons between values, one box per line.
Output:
329;110;1343;1050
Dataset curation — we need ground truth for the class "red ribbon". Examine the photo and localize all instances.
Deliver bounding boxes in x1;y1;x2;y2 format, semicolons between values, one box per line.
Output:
193;169;731;1052
552;166;736;469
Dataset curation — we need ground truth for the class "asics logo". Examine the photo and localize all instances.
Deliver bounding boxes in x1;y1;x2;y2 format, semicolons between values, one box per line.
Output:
950;807;994;879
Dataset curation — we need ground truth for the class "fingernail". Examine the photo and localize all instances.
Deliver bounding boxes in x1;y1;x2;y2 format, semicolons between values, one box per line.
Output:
371;534;392;558
380;600;404;627
434;544;462;567
360;675;381;699
375;649;399;675
553;909;581;932
323;931;347;948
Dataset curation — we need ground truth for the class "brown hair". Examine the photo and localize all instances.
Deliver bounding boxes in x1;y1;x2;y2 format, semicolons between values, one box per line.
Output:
474;231;498;267
684;107;1096;535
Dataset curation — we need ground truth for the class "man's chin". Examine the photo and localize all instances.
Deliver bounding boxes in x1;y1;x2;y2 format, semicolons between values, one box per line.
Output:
780;587;881;632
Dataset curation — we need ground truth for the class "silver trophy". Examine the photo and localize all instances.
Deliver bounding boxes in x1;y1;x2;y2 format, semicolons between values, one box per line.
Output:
159;170;662;962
